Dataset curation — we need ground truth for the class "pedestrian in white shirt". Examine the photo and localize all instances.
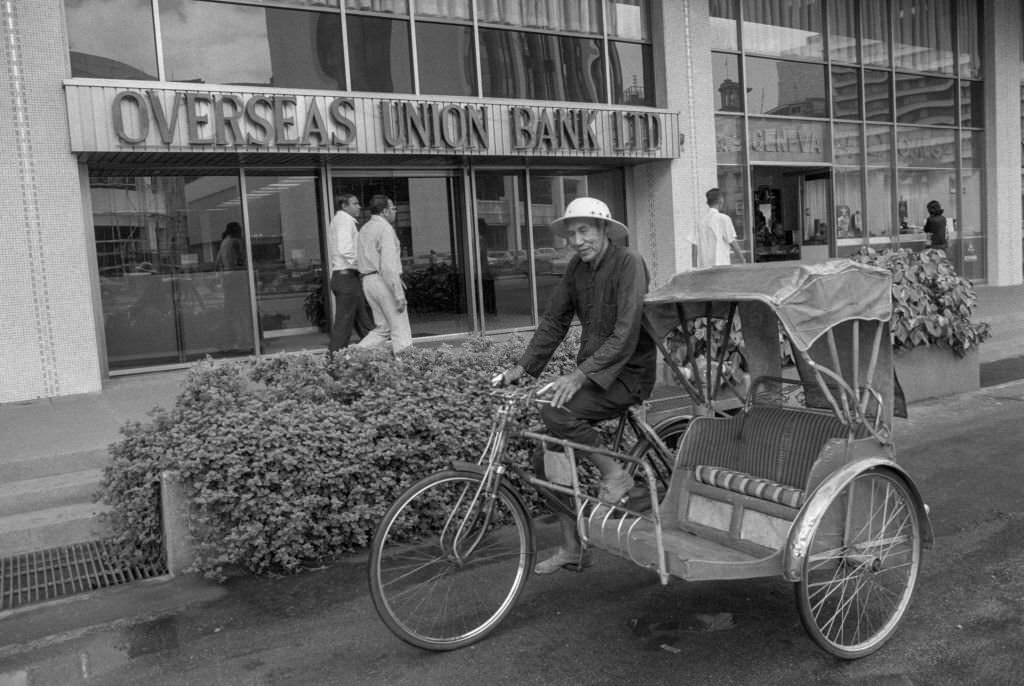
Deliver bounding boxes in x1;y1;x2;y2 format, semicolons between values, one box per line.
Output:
696;188;746;268
356;195;412;354
328;193;374;352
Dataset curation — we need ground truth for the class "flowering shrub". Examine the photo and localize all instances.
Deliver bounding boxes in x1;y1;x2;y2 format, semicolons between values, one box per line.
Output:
100;333;580;580
851;247;990;358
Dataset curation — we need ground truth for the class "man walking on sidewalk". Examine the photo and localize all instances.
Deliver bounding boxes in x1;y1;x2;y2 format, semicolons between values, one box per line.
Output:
356;195;412;354
328;193;374;352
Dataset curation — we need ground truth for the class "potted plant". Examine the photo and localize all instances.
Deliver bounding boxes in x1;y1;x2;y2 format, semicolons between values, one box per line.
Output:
851;247;991;401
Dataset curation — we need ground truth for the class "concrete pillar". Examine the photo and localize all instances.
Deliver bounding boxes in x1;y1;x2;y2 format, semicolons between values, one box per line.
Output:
983;1;1023;286
628;0;717;285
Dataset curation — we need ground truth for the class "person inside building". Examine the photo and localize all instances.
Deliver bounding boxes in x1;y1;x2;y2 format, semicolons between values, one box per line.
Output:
495;197;657;575
696;187;746;267
214;221;252;350
356;195;412;354
327;193;374;352
923;200;948;251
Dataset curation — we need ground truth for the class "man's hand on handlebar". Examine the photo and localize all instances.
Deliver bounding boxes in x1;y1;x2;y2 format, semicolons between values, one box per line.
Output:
491;364;526;388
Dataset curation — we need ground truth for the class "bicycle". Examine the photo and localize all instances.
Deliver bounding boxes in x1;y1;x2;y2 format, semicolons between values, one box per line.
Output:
367;381;676;651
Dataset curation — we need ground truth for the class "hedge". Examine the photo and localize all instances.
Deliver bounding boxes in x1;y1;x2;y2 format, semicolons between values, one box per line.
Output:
99;333;581;580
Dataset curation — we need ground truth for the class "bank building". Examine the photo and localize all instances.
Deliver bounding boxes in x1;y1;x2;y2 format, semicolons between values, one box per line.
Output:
3;0;1021;402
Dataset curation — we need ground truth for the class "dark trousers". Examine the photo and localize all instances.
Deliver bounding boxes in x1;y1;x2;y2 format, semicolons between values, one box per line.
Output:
532;379;643;514
328;270;373;352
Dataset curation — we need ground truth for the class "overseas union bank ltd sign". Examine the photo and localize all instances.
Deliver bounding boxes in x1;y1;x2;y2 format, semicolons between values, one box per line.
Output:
65;83;679;159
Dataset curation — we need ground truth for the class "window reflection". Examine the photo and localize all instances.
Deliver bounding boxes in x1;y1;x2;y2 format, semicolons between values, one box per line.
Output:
864;69;893;122
92;174;255;369
416;22;476;96
479;30;605;102
65;0;158;79
477;0;601;34
347;15;413;93
745;57;826;117
832;67;860;120
833;168;863;239
413;0;469;20
895;74;955;126
159;0;344;89
713;53;743;112
862;0;890;66
893;0;954;74
741;0;824;60
709;0;739;51
611;41;654;106
827;0;857;63
960;81;984;128
865;168;893;236
607;0;649;41
957;0;982;79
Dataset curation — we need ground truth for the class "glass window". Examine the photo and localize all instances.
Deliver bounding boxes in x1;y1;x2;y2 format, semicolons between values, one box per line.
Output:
960;81;983;129
893;0;954;74
747;118;829;163
709;0;739;51
713;53;743;112
828;0;858;64
865;168;893;236
346;0;407;14
957;0;982;79
475;173;530;331
160;0;345;89
245;173;328;354
861;0;890;67
896;169;954;238
413;0;470;20
833;123;863;165
895;74;955;126
477;0;601;34
347;15;413;93
92;173;254;370
745;57;827;118
607;0;650;40
834;168;864;239
716;167;747;242
741;0;824;60
715;116;745;164
831;66;861;120
896;126;956;168
865;124;892;166
479;30;606;102
611;41;654;106
65;0;158;79
416;22;476;96
864;69;893;122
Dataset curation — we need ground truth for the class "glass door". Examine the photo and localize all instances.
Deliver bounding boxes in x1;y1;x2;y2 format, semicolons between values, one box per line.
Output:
330;174;470;340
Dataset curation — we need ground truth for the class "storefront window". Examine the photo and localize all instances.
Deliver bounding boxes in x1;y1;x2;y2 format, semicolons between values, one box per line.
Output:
893;0;954;74
245;173;327;354
415;22;476;97
895;74;956;126
479;30;606;102
713;53;743;112
865;124;893;166
475;173;532;331
960;81;984;129
607;0;650;41
159;0;345;89
865;168;893;237
611;41;654;106
957;0;982;79
715;116;745;164
831;67;860;120
93;174;254;370
746;117;829;164
741;0;824;60
861;0;890;67
827;0;858;64
709;0;739;51
745;57;826;117
864;69;893;122
896;126;956;168
834;168;864;243
65;0;158;79
833;123;863;166
347;14;413;92
477;0;601;34
717;167;747;243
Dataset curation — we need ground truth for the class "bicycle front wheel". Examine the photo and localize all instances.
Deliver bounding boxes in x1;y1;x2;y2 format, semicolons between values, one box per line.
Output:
368;470;535;650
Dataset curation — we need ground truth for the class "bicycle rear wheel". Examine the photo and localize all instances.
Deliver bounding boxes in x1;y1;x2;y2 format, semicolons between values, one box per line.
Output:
368;469;534;650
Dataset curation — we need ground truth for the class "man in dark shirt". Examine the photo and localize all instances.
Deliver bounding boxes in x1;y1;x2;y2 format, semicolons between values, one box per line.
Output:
496;197;656;574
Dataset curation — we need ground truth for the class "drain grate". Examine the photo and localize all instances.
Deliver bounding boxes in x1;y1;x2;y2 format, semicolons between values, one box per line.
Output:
0;540;168;610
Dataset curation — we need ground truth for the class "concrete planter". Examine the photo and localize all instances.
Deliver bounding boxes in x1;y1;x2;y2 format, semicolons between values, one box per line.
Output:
895;345;980;403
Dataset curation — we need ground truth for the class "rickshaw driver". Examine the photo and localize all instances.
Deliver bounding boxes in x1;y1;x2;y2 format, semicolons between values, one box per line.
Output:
496;197;657;575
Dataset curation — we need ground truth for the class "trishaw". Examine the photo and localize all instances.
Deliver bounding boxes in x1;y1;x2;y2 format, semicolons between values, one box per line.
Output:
369;260;933;659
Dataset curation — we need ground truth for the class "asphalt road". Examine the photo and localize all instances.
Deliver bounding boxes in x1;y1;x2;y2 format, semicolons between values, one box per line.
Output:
1;382;1023;686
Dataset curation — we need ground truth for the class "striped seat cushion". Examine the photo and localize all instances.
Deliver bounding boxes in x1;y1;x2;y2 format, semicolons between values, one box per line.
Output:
694;465;804;508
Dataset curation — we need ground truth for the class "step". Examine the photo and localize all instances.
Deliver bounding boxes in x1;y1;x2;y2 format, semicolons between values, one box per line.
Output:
0;448;109;482
0;503;112;558
0;469;103;518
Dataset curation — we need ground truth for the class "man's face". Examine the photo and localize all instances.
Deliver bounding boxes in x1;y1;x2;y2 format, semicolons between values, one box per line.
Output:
342;197;361;218
563;218;608;263
383;201;397;222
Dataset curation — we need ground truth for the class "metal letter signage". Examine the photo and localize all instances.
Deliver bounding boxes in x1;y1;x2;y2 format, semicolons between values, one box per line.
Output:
73;84;678;160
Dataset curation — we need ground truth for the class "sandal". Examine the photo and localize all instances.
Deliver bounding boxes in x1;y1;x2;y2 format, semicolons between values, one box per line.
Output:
534;547;592;575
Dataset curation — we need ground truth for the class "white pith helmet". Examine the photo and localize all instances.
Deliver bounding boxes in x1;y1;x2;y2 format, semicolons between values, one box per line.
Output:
549;197;628;242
